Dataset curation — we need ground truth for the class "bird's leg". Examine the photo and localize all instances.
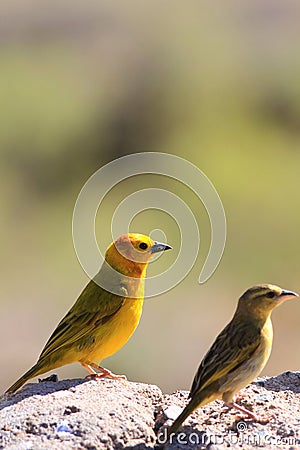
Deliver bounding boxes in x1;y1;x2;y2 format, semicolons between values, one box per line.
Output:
225;401;273;424
90;364;127;381
82;363;127;381
81;363;97;376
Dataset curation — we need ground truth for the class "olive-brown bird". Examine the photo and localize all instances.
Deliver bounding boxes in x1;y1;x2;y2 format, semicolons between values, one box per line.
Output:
6;233;172;393
168;284;298;436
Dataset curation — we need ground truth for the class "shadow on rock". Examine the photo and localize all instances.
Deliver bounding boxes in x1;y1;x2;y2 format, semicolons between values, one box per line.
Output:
0;377;90;410
254;371;300;394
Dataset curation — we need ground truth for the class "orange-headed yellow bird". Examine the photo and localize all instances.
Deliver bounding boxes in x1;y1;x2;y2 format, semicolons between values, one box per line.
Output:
6;233;172;393
168;284;298;436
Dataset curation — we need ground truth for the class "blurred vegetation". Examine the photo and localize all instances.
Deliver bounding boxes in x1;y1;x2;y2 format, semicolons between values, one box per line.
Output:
1;0;300;393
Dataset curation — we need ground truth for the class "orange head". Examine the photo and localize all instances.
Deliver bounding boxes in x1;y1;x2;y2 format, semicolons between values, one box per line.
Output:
105;233;172;277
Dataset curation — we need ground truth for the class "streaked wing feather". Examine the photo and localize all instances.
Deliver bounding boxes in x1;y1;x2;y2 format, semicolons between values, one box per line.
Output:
190;319;260;397
39;281;125;359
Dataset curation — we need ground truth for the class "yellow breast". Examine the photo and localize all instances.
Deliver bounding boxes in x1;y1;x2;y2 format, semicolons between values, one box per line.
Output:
88;298;144;363
260;316;273;364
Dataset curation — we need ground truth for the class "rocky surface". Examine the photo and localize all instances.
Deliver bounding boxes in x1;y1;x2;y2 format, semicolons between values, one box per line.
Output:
0;372;299;449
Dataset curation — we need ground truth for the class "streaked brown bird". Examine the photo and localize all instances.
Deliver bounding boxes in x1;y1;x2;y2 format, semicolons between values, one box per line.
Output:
168;284;298;436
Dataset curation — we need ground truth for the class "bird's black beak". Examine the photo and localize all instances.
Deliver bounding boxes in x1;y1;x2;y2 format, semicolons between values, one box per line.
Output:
280;289;299;298
149;241;172;254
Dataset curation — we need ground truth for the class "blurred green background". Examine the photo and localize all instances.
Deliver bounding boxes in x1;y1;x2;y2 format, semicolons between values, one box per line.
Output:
1;0;300;393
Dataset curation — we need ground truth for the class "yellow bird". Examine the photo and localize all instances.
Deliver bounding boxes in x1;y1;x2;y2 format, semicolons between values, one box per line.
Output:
168;284;298;436
6;233;172;393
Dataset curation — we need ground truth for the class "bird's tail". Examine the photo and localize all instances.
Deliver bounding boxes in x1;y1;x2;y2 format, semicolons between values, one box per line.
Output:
5;361;47;394
166;398;199;439
166;390;213;440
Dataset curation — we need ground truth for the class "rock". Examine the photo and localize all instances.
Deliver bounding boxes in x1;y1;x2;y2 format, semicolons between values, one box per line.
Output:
0;378;161;449
0;372;299;449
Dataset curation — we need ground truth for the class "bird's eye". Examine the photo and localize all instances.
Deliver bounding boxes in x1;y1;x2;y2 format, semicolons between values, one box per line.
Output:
139;242;148;250
266;291;275;298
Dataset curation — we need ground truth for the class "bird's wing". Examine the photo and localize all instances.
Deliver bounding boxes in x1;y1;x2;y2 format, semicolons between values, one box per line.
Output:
39;280;126;360
189;319;261;397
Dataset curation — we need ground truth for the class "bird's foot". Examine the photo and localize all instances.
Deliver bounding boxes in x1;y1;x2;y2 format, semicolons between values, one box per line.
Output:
255;413;275;424
85;371;127;381
83;363;127;381
227;401;274;424
235;412;274;424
